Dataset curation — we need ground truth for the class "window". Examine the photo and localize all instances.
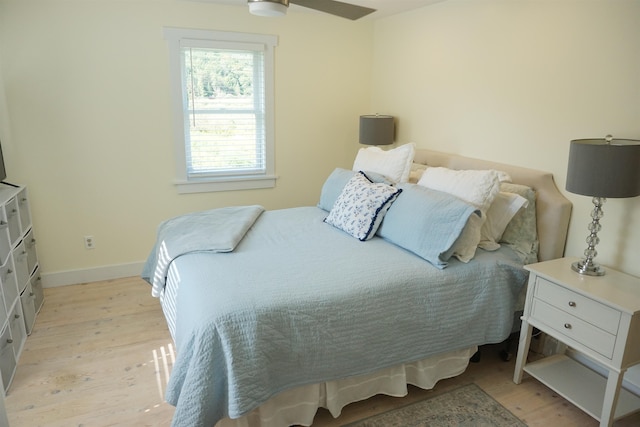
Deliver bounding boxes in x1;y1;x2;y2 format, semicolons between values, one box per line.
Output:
164;28;278;193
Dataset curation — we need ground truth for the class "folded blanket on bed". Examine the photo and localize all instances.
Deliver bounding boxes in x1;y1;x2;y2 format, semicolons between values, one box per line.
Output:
141;205;264;297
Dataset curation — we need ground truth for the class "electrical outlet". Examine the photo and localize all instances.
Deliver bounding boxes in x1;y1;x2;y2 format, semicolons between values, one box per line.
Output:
84;235;95;249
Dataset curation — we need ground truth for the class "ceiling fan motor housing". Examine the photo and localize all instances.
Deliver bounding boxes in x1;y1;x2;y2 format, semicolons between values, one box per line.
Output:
248;0;290;17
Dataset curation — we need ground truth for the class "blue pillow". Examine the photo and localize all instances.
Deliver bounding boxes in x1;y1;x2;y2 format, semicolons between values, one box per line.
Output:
377;183;480;268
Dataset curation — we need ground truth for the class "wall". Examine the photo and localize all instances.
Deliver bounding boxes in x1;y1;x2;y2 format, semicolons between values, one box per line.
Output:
2;0;638;283
371;0;640;277
0;0;373;285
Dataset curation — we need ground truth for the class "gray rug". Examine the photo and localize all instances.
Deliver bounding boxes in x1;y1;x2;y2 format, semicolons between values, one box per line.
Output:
341;384;526;427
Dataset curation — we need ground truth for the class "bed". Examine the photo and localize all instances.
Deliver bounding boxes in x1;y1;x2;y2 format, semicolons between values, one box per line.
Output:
142;147;572;427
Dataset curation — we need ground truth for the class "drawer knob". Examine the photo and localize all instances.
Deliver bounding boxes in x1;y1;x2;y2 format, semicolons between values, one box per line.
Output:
568;301;576;307
6;339;12;344
564;323;572;329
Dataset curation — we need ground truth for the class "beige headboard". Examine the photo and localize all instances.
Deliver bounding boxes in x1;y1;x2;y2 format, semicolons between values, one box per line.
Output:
413;149;572;262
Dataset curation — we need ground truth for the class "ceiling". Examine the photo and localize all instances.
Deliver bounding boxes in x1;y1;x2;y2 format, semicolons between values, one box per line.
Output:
194;0;446;20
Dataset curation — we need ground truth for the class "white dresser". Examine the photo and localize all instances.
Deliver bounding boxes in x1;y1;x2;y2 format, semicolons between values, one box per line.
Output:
514;257;640;427
0;184;43;398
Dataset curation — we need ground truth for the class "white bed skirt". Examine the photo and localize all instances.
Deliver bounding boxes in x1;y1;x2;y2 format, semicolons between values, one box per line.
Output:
216;346;476;427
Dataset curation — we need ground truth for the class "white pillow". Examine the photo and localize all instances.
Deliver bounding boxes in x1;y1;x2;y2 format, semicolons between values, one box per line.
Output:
353;143;416;183
479;192;529;251
451;211;483;263
324;172;401;241
496;170;512;183
409;163;428;183
417;167;501;215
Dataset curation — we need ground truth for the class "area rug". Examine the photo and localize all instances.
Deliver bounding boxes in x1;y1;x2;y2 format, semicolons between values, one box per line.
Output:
341;384;526;427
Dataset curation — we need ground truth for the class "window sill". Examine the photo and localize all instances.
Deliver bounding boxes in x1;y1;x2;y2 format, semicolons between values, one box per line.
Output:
174;175;277;194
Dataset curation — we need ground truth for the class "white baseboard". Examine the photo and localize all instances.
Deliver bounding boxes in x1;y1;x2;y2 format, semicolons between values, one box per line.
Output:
41;261;146;288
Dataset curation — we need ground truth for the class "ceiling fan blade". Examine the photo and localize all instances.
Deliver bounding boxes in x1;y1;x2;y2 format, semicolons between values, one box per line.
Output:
290;0;375;20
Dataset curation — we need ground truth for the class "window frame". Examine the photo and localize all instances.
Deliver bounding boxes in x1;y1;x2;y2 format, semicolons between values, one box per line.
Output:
164;27;278;193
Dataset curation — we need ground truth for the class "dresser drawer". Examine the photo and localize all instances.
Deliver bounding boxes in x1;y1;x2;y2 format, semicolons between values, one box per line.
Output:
20;282;36;335
5;198;20;246
17;188;31;233
0;323;16;392
0;291;6;326
8;303;25;353
31;267;44;313
534;277;621;334
531;298;616;359
12;241;30;294
25;229;37;275
0;256;18;314
0;209;10;266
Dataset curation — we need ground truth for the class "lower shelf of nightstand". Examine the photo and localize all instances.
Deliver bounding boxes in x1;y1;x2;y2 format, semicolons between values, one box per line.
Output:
524;354;640;421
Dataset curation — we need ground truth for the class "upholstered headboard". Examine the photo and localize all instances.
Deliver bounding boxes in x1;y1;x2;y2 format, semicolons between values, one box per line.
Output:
413;149;572;262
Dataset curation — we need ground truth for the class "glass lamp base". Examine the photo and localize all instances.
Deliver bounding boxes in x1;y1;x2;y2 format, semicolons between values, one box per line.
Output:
571;259;606;276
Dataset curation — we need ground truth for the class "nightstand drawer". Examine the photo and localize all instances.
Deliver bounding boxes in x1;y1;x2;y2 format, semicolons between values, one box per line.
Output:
531;298;616;359
534;277;621;334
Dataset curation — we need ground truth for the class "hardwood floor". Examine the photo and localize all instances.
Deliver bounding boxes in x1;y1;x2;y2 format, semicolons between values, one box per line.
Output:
4;276;640;426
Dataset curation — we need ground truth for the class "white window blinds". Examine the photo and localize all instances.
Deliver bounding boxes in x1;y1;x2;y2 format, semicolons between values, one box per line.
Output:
181;42;266;178
165;28;277;193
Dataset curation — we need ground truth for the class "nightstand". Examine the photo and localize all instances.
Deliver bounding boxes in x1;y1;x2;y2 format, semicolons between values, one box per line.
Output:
513;257;640;427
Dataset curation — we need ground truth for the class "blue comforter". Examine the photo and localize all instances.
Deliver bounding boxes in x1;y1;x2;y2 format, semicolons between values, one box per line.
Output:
145;206;527;427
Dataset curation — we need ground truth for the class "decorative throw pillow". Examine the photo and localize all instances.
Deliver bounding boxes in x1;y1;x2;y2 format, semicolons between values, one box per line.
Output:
417;166;502;215
352;142;416;183
318;168;394;212
324;172;402;241
479;191;529;251
499;183;539;263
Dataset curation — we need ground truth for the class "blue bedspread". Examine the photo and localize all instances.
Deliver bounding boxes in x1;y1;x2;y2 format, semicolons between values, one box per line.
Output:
146;206;527;427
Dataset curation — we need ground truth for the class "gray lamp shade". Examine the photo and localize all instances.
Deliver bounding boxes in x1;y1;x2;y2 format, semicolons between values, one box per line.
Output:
566;138;640;198
359;115;394;146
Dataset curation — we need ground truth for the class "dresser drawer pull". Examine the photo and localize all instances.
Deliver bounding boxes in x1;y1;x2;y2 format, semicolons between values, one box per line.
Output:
6;338;13;344
564;323;572;329
568;301;576;307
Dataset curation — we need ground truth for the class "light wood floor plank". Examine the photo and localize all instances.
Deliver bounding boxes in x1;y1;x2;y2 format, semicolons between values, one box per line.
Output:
5;276;640;426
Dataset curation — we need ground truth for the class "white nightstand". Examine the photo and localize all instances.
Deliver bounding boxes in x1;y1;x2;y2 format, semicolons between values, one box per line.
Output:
514;257;640;427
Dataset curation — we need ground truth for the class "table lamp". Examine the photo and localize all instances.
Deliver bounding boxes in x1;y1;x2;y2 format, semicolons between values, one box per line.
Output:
565;135;640;276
